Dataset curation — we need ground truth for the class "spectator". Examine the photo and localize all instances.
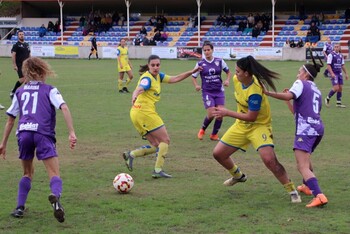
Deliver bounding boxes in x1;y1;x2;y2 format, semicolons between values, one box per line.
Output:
153;30;161;42
284;39;291;47
133;34;142;46
289;39;296;48
148;16;157;27
38;24;47;37
112;12;120;26
214;15;224;28
252;24;260;38
247;13;254;28
227;15;236;27
296;38;304;48
311;14;319;26
54;21;60;34
309;22;320;42
188;14;195;28
79;15;86;27
160;31;168;42
139;26;147;36
237;20;247;32
345;8;350;23
47;21;54;32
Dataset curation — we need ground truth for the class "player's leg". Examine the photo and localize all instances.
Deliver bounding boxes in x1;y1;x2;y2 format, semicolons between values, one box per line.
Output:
209;99;225;141
197;93;215;140
336;80;345;107
122;69;133;93
118;71;125;93
325;79;339;107
10;71;25;99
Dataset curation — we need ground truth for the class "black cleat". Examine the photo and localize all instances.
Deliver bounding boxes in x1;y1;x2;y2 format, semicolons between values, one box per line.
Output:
11;206;25;218
119;90;125;93
122;87;130;93
48;194;65;223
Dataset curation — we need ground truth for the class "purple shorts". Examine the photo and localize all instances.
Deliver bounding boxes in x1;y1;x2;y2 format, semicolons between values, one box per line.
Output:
293;135;323;154
201;91;225;109
17;131;57;160
331;74;343;86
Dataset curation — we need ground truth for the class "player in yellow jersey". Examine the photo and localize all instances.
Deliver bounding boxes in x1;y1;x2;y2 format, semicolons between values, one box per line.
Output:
117;38;133;93
123;55;201;178
212;55;301;203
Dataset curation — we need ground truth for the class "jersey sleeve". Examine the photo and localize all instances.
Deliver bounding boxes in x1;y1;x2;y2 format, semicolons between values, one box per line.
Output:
139;77;152;90
49;87;65;109
221;59;230;73
11;43;17;53
248;94;262;111
6;95;20;118
160;72;170;83
289;80;303;99
192;63;200;78
116;48;121;56
327;53;333;64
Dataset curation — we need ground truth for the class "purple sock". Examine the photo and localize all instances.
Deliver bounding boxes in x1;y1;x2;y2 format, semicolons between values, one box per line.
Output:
17;176;31;208
212;119;222;135
305;177;322;197
328;90;335;98
50;176;62;198
202;116;213;131
336;92;342;102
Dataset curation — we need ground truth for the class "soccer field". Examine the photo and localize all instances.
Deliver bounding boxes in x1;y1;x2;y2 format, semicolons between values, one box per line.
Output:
0;57;350;233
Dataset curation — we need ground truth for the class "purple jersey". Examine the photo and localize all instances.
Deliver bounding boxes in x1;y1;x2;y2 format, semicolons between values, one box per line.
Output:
6;81;65;139
327;51;344;75
289;80;324;136
323;42;333;56
192;57;229;92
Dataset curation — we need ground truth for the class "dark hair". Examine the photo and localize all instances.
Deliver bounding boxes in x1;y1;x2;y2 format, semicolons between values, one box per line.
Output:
17;30;24;34
236;55;279;91
303;47;324;81
139;54;160;73
202;40;213;49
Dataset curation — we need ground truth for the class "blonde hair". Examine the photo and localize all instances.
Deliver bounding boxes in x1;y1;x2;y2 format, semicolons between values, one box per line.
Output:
22;57;56;82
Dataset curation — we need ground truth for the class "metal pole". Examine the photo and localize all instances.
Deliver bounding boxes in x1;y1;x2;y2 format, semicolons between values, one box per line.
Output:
197;0;202;47
271;0;276;47
125;0;131;40
58;0;64;45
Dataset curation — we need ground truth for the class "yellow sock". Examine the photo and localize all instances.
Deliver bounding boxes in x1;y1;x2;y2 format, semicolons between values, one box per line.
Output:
228;164;243;179
284;181;297;193
125;78;132;86
130;145;157;157
155;142;168;172
118;79;123;90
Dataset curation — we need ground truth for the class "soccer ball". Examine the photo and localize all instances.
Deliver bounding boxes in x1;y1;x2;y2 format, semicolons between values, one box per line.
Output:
113;173;134;193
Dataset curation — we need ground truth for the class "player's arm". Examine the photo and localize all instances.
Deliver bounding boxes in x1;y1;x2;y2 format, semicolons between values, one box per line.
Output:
341;64;348;80
60;103;77;150
222;60;231;86
326;54;335;78
0;115;15;159
191;63;201;91
168;66;202;84
11;52;17;71
132;86;145;104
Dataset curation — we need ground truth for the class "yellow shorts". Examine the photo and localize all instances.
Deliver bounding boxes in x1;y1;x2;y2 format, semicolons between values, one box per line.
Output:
220;122;274;151
130;109;164;137
118;64;131;73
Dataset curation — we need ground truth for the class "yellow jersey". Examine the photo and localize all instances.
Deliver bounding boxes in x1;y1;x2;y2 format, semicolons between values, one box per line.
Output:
132;71;170;112
117;46;129;67
233;75;271;125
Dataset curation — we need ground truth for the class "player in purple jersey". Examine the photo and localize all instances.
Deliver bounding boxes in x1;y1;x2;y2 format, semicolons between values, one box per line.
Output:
264;50;328;208
0;57;77;222
192;41;231;141
324;43;349;108
322;38;333;77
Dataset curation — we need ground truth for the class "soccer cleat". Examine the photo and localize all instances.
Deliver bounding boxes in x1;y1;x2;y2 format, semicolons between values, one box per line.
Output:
122;87;130;93
48;194;65;223
119;90;125;93
152;170;172;178
197;129;205;140
297;184;312;195
306;193;328;208
290;192;302;203
336;103;346;108
324;97;330;107
11;206;25;218
0;104;4;110
210;134;220;141
122;151;134;171
223;174;247;186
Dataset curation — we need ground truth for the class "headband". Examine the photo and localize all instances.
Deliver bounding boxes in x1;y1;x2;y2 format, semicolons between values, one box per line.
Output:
303;65;314;78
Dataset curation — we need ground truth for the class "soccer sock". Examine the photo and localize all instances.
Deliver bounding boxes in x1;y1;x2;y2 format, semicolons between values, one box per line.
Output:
118;79;123;90
155;142;168;172
305;177;322;197
212;119;222;135
336;92;342;102
228;164;243;179
202;116;213;131
283;181;298;194
88;53;91;59
17;176;31;208
125;78;132;86
50;176;63;198
130;145;157;157
328;90;335;99
12;81;22;93
96;53;99;59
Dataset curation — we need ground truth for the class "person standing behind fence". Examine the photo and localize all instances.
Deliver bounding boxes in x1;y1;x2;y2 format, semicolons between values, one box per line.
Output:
322;38;333;77
117;38;133;93
192;41;231;141
324;43;349;108
88;35;99;60
10;30;30;99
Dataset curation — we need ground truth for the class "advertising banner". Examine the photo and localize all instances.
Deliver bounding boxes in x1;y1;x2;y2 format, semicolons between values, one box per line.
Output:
213;47;231;59
254;47;283;60
102;46;118;59
230;47;255;59
30;46;55;57
151;47;177;59
305;48;325;59
54;46;79;58
177;47;202;59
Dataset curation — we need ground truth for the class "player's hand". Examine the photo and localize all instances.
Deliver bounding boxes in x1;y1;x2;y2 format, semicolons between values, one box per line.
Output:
282;88;289;93
69;133;77;150
223;79;229;87
330;73;336;79
13;65;18;71
192;66;202;73
0;145;6;160
345;74;349;80
195;85;201;91
213;107;228;118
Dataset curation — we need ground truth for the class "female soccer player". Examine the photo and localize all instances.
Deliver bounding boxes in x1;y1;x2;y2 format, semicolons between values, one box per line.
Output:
0;57;77;222
192;41;231;141
324;43;349;108
123;55;201;178
212;55;300;203
117;38;133;93
264;51;328;208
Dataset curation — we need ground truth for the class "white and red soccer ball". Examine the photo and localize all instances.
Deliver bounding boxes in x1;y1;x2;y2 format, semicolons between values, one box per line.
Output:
113;173;134;193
